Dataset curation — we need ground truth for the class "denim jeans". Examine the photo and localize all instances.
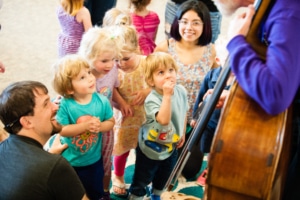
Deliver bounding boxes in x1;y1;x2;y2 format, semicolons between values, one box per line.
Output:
129;146;178;198
209;11;222;43
164;0;222;43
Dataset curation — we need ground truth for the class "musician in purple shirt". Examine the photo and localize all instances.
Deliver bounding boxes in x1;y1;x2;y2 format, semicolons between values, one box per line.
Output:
213;0;300;199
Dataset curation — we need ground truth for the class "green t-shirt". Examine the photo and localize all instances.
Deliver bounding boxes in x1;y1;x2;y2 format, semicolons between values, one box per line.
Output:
55;92;113;167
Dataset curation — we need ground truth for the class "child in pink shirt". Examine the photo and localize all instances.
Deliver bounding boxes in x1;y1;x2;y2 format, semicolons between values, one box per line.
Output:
130;0;160;55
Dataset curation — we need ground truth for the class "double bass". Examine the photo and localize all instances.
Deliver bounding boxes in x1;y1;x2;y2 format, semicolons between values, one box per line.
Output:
205;0;292;199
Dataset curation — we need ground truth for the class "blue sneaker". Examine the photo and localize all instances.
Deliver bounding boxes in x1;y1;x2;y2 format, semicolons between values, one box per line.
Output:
150;194;161;200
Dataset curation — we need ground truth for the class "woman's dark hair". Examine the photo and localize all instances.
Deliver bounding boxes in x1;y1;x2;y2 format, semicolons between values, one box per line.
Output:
0;81;48;134
170;0;212;45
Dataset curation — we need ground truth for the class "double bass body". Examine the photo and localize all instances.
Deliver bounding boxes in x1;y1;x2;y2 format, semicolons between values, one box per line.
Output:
205;0;292;199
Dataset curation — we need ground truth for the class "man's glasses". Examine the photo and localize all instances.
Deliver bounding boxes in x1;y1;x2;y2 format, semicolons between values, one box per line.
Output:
178;20;204;28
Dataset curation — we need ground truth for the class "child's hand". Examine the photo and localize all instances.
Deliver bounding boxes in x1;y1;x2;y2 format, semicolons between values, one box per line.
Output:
131;88;151;106
163;79;175;96
131;91;146;106
176;134;185;149
48;134;68;154
190;119;197;128
119;102;134;117
85;116;102;133
203;89;229;109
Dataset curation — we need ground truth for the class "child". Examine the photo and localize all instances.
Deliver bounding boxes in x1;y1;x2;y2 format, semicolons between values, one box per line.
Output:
78;26;123;200
57;0;92;57
128;52;188;200
52;54;115;200
130;0;160;55
102;8;132;27
111;25;151;197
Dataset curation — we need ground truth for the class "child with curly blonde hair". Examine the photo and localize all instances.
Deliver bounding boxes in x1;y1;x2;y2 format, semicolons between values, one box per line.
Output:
78;26;124;199
51;54;115;199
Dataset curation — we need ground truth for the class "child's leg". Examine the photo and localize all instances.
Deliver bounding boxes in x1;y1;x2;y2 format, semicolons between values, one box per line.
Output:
151;150;178;196
74;158;104;199
102;130;114;192
112;151;130;195
129;146;158;199
113;150;130;177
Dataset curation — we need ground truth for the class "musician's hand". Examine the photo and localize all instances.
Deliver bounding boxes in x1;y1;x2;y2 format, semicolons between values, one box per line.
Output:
228;4;255;41
176;134;185;149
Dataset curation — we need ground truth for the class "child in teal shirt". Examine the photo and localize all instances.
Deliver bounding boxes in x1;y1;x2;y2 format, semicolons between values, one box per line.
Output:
52;54;115;200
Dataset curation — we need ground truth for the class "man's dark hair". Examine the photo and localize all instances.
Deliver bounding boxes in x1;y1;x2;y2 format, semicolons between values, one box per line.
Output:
170;0;212;45
0;81;48;134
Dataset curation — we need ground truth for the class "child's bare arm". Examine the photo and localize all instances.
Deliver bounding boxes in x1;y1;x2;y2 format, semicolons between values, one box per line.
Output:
99;117;115;133
156;94;172;125
155;80;175;125
77;7;92;32
113;87;134;117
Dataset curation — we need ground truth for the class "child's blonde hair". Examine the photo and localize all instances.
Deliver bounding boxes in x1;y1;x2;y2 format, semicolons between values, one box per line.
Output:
60;0;84;16
111;25;140;53
78;26;123;64
102;8;131;27
52;54;90;98
130;0;151;12
143;52;178;87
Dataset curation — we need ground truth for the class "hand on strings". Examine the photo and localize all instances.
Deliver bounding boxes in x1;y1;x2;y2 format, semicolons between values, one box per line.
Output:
228;4;255;41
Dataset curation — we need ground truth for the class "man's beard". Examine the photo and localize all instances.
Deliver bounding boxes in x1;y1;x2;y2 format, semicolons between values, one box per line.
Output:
51;120;62;136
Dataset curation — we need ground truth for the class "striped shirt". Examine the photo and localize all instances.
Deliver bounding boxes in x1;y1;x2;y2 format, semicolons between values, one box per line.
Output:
131;11;160;55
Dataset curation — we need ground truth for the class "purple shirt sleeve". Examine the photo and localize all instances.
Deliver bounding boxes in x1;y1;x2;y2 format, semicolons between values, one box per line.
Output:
227;1;300;115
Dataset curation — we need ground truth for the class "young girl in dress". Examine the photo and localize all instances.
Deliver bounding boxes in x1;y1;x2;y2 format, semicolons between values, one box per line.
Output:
111;25;151;197
130;0;160;55
78;26;123;200
57;0;92;57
